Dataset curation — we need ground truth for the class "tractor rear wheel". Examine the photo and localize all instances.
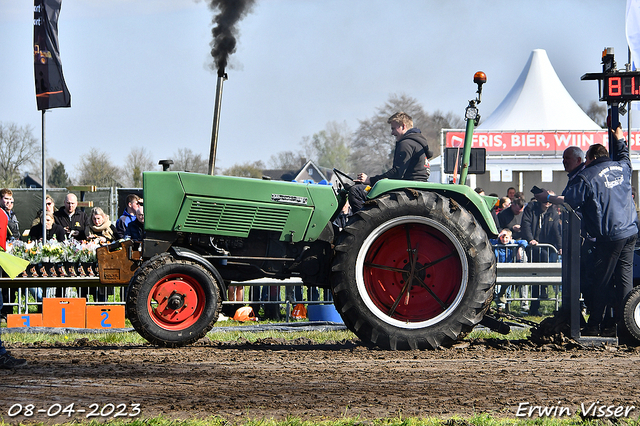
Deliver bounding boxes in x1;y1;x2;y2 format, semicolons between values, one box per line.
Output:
127;253;221;347
332;190;496;350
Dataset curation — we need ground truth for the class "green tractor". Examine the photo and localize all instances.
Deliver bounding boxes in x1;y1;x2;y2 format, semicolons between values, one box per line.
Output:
100;72;498;350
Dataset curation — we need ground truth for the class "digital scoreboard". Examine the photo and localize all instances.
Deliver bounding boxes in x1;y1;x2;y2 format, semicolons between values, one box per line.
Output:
603;71;640;101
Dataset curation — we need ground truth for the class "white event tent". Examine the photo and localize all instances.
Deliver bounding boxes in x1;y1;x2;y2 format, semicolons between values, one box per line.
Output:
437;49;640;196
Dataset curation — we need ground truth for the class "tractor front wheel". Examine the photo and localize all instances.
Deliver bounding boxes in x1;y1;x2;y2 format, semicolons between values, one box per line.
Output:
127;254;221;347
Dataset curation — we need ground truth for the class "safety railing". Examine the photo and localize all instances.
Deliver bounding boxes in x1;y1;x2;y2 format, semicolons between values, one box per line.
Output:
492;242;562;313
0;276;332;322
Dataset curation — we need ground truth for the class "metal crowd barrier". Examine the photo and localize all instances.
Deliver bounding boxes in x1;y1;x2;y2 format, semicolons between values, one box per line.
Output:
492;242;562;312
0;276;332;321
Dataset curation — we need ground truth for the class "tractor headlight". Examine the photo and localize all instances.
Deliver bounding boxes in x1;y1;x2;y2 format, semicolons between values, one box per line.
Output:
465;106;478;120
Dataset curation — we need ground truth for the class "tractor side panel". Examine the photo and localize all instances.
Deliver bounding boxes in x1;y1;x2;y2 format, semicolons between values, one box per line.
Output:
143;172;186;233
143;171;339;243
174;195;313;242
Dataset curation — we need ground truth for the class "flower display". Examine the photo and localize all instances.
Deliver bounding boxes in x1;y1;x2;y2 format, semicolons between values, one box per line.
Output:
7;238;100;265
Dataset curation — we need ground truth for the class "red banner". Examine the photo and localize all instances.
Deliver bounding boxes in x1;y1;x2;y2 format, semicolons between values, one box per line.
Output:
445;130;640;154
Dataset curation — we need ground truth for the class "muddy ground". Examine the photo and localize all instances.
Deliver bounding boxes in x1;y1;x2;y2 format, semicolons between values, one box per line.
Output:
2;336;640;424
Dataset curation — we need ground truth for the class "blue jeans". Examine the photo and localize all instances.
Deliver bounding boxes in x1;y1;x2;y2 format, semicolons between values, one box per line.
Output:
29;287;43;303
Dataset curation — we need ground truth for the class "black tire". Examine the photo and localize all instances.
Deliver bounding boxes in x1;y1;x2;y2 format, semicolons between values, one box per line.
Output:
622;286;640;344
127;253;222;347
332;190;496;350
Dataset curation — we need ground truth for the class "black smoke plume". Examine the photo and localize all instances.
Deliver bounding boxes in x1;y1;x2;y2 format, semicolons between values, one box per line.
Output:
208;0;255;77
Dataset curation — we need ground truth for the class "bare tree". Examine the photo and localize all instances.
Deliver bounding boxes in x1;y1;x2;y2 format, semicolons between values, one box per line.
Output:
125;147;155;187
268;150;306;170
582;101;606;128
223;160;265;178
76;149;123;187
303;121;353;171
171;148;208;174
351;94;429;174
0;122;40;187
351;94;462;174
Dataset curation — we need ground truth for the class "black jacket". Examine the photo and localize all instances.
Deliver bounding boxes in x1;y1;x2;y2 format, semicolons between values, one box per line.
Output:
1;208;19;239
125;219;144;241
370;128;433;185
521;200;562;250
564;136;639;242
53;207;91;241
29;223;66;242
497;207;523;240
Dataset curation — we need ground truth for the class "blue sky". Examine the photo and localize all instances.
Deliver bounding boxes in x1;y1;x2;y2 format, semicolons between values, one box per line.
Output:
0;0;629;178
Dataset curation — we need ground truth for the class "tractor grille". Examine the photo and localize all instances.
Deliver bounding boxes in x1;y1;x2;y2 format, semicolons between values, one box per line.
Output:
183;200;290;234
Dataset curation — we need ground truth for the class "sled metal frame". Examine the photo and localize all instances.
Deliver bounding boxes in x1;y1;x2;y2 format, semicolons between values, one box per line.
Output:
562;204;617;345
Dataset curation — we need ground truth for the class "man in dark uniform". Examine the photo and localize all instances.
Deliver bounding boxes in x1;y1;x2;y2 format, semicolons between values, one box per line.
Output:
350;111;432;212
53;193;90;241
562;146;585;190
536;125;638;335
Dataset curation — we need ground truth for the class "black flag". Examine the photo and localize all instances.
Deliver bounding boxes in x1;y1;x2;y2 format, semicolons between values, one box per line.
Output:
34;0;71;110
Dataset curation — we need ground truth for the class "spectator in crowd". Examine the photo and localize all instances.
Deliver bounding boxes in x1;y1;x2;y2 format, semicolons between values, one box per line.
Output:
53;193;90;241
495;197;511;215
521;190;562;316
497;196;525;240
86;207;121;302
350;112;432;212
474;187;485;195
116;194;142;238
227;285;244;318
486;193;501;229
0;189;19;319
506;187;516;201
490;228;528;312
249;283;281;320
88;207;120;244
260;285;282;320
28;211;65;303
536;126;638;336
562;146;586;191
125;207;145;240
31;194;56;227
29;212;65;242
0;188;19;240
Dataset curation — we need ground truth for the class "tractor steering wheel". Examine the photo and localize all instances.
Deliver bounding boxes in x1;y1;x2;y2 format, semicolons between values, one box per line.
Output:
333;168;360;191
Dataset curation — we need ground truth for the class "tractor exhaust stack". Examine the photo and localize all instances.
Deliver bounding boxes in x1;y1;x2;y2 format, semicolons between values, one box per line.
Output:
208;70;227;175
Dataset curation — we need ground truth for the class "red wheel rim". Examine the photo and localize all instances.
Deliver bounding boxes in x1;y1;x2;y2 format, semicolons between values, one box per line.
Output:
147;273;206;330
360;218;465;325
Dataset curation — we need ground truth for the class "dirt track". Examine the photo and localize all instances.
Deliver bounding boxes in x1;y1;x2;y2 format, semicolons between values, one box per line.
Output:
1;337;640;424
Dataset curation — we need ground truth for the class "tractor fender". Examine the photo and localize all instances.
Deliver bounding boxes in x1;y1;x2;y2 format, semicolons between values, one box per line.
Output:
169;246;228;301
366;180;498;237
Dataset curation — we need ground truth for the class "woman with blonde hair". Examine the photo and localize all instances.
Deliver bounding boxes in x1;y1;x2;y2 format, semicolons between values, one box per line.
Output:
88;207;120;244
